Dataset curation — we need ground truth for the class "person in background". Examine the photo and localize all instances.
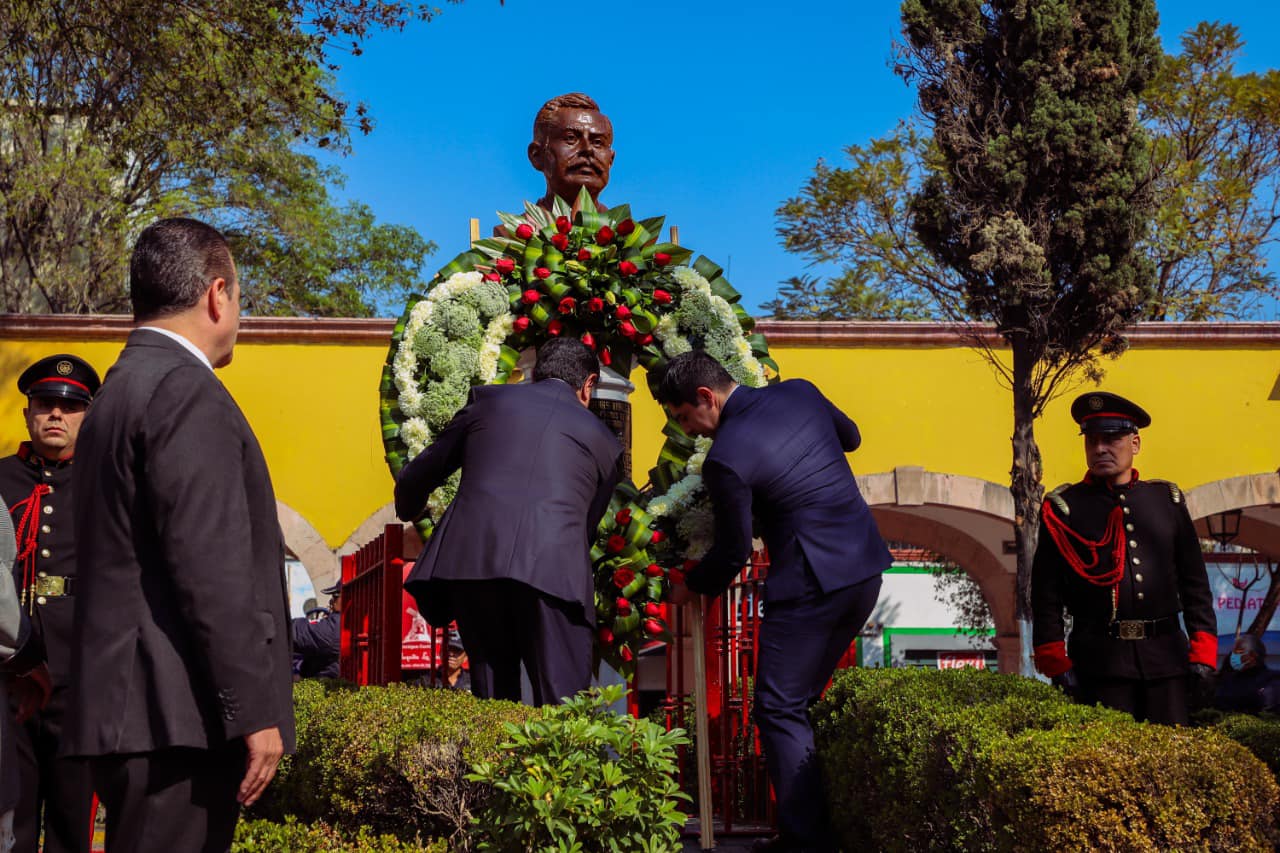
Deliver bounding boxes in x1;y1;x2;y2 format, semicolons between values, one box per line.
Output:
0;354;100;853
293;581;341;681
1215;634;1279;714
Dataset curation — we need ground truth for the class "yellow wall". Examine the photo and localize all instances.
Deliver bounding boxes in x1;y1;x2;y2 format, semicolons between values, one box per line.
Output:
2;326;1277;549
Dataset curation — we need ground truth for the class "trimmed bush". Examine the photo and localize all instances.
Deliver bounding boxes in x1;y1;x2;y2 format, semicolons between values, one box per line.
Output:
253;680;536;846
467;685;690;852
814;668;1280;852
1197;710;1280;780
234;817;445;852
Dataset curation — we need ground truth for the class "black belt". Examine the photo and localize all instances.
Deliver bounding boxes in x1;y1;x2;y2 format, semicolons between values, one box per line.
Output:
1105;615;1179;640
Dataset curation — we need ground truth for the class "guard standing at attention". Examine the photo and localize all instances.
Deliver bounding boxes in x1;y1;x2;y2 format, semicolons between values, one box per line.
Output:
0;354;101;853
1031;391;1217;725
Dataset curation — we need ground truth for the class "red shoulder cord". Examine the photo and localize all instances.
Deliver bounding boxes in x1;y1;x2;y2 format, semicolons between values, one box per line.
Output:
1041;498;1126;618
9;483;50;613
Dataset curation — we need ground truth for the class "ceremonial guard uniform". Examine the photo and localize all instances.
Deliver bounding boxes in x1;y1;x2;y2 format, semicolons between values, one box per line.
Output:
0;355;100;853
1031;392;1217;725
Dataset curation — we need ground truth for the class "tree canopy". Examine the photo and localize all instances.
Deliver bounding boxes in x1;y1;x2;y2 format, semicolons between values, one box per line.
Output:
0;0;452;315
776;21;1280;323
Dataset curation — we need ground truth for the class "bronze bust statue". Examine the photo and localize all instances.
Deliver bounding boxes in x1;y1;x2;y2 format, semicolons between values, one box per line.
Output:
528;93;615;212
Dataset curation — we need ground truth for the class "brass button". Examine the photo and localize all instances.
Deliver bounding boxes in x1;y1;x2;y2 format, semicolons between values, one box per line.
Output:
43;505;52;515
40;548;50;559
40;525;50;534
1129;540;1138;548
1123;507;1130;515
46;486;53;494
42;470;51;478
37;571;47;578
1118;494;1126;502
1137;592;1145;600
36;596;47;605
1132;557;1141;566
1135;573;1144;583
1126;523;1134;532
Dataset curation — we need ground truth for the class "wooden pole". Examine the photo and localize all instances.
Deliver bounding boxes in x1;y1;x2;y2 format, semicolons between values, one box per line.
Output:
689;600;715;849
469;217;481;244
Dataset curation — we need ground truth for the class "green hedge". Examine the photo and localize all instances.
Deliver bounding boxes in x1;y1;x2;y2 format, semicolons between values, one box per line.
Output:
251;680;536;846
234;817;445;852
814;668;1280;852
1195;709;1280;780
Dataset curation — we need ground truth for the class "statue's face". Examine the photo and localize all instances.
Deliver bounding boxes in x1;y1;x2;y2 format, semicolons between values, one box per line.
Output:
530;108;615;202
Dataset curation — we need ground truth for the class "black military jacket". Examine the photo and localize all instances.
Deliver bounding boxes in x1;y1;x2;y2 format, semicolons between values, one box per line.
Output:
1031;474;1216;680
0;443;77;685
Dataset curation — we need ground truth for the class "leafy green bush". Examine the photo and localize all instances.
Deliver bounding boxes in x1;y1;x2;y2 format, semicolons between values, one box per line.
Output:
1208;711;1280;779
467;685;690;852
814;668;1280;852
234;817;445;852
253;680;535;846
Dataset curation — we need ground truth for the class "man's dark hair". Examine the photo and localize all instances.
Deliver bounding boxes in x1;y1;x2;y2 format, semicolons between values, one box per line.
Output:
1238;634;1266;660
532;92;603;144
130;218;235;322
655;351;735;407
533;338;599;390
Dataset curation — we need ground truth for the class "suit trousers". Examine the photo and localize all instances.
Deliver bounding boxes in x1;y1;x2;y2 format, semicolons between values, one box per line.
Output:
89;744;245;853
754;573;883;849
1077;674;1189;725
11;695;95;853
447;579;592;706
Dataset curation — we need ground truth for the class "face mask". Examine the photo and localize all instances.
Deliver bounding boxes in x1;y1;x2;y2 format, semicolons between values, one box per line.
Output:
1229;653;1245;670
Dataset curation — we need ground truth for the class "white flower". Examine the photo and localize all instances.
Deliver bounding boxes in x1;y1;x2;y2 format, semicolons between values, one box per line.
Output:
399;417;431;456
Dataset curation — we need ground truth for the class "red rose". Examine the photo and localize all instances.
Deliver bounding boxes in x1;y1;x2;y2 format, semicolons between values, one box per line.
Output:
496;257;516;274
643;618;663;635
643;602;662;618
598;627;614;644
607;535;627;554
614;304;632;320
548;319;563;336
515;223;534;240
620;646;634;662
483;271;501;282
534;267;552;280
650;530;666;544
577;248;592;261
616;218;635;236
551;233;569;251
652;289;672;304
644;564;664;578
683;559;699;571
619;260;639;276
521;289;540;305
600;348;612;366
595;225;614;245
639;334;654;346
668;568;686;585
615;597;632;614
654;252;672;267
513;316;530;332
581;331;596;350
558;296;576;314
612;566;635;587
556;216;571;234
587;297;605;312
615;508;632;526
619;320;636;338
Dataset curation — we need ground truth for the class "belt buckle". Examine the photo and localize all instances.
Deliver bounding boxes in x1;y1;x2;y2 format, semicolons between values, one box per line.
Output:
1115;619;1145;640
33;575;66;597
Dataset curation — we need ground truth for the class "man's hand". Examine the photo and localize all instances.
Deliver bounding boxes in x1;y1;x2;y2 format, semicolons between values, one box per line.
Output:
1189;662;1217;710
667;582;696;607
239;727;284;807
12;663;52;723
1050;669;1079;701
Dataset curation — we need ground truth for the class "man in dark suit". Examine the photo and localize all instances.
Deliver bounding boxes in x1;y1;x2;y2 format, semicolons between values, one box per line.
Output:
292;581;341;680
0;354;101;853
65;218;294;852
656;351;891;853
1031;392;1217;725
396;338;623;706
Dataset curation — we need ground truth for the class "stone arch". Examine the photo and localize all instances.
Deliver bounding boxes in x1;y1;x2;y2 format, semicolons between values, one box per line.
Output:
276;501;340;594
1185;472;1280;556
859;467;1021;672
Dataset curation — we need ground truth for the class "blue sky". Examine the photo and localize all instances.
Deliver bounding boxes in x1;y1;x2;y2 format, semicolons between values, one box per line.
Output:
318;0;1280;317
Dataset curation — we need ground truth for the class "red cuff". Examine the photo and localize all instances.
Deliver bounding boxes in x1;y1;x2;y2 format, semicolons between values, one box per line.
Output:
1188;631;1218;668
1033;641;1072;677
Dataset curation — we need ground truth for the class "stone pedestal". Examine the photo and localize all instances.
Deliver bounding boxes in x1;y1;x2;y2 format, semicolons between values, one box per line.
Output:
590;363;635;480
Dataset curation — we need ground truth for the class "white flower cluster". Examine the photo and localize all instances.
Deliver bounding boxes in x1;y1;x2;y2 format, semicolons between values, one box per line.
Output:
655;268;768;388
646;437;715;520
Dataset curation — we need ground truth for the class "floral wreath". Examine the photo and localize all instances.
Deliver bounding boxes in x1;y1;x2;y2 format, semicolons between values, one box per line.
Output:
380;188;778;676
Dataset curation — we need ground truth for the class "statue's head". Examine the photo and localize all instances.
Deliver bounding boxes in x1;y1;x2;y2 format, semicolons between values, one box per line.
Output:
528;93;615;208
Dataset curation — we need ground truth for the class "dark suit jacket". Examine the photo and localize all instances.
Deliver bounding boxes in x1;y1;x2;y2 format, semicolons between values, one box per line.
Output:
686;380;891;601
396;380;623;626
64;329;294;756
